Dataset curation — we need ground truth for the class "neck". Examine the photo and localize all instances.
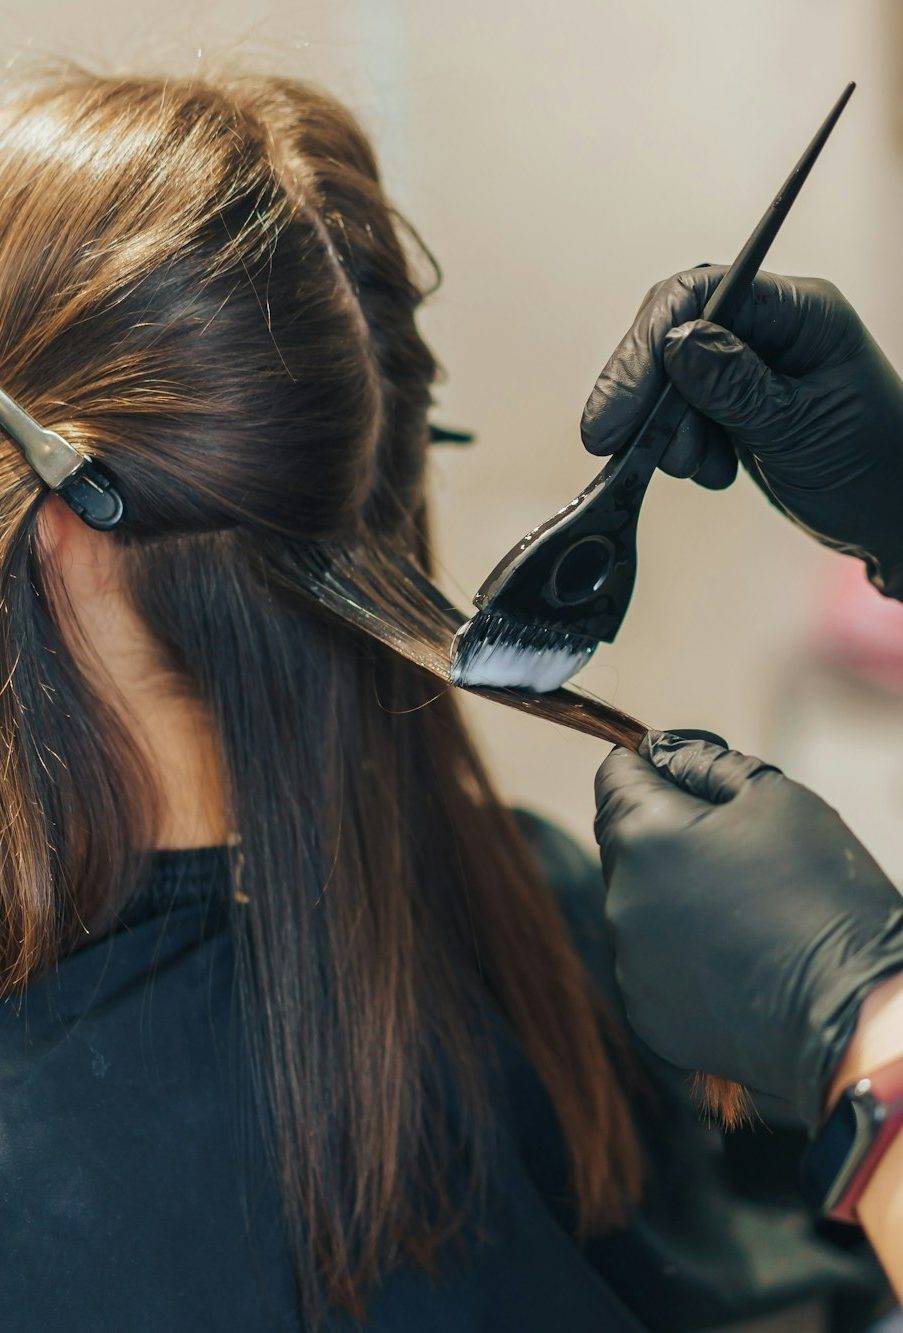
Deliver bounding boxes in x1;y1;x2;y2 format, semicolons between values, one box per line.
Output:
128;688;232;851
69;584;231;851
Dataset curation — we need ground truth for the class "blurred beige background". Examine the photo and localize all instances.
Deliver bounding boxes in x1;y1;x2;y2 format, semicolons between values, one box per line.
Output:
3;0;901;858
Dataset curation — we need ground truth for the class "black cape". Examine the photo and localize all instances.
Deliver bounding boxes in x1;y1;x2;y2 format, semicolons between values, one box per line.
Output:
0;813;886;1331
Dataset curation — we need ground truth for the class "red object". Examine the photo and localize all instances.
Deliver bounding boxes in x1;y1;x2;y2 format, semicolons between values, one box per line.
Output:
830;1052;903;1224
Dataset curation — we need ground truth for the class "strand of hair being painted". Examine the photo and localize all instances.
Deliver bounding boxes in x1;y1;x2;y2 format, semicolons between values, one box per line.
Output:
284;538;750;1128
290;540;648;751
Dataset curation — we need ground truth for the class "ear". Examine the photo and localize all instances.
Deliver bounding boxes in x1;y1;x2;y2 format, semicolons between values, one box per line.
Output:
36;493;119;596
36;493;85;559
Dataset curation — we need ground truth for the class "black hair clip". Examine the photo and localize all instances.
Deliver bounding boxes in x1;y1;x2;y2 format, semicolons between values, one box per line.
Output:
428;422;475;446
0;387;123;530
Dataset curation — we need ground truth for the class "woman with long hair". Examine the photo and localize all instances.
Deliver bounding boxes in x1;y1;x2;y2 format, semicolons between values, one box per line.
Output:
0;65;885;1330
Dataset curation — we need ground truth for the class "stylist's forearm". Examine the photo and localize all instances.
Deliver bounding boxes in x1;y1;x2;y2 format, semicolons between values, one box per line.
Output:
827;973;903;1298
858;1124;903;1298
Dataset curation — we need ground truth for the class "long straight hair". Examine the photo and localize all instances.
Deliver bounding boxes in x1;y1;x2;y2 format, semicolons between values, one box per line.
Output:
0;65;643;1323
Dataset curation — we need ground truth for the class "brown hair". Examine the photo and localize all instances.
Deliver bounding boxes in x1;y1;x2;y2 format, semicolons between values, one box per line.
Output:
0;65;644;1322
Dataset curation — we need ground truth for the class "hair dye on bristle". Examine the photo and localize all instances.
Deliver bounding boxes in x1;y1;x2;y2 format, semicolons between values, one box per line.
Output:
450;610;596;692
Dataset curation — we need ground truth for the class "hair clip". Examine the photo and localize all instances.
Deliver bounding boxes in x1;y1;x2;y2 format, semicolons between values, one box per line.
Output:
0;387;123;530
428;422;476;446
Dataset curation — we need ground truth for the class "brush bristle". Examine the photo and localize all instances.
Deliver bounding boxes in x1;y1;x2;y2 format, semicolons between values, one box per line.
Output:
450;610;597;693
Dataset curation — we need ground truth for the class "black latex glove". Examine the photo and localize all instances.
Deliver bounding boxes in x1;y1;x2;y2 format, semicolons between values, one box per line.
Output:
581;267;903;598
593;730;903;1128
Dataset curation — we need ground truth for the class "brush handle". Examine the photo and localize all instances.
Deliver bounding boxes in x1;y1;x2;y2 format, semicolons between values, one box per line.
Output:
700;80;855;331
585;79;859;499
607;80;857;493
468;83;857;647
598;381;686;499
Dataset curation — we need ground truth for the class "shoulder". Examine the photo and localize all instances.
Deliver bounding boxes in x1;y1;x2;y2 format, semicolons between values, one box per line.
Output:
512;807;599;896
511;808;618;1007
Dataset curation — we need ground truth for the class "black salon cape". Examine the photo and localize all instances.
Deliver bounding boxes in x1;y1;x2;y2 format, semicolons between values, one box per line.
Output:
0;813;886;1332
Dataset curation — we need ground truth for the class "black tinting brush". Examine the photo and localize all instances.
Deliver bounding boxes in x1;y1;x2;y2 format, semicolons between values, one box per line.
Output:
451;81;856;694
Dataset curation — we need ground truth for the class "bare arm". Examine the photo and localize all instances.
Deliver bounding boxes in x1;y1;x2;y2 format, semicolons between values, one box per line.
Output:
827;972;903;1298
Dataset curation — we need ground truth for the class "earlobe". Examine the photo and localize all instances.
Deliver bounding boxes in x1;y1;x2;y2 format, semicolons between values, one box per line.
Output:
36;494;74;558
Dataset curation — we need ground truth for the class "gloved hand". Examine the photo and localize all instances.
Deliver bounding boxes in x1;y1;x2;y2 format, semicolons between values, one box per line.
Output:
580;267;903;598
593;730;903;1128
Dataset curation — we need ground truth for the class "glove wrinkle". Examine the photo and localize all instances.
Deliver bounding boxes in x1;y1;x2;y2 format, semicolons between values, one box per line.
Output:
643;731;780;805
